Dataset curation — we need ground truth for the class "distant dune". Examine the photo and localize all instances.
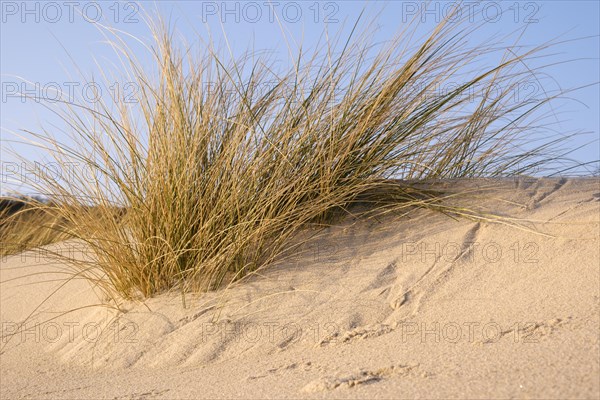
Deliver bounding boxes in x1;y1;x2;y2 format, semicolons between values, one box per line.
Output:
0;198;29;217
1;178;599;399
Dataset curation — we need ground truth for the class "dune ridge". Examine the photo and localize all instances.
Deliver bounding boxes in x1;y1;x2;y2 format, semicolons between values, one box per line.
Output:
1;178;599;399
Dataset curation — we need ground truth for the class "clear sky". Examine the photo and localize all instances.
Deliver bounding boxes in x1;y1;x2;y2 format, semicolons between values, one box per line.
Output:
1;1;599;195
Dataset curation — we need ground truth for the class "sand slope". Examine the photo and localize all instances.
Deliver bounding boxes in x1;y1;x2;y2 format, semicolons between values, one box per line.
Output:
1;178;599;399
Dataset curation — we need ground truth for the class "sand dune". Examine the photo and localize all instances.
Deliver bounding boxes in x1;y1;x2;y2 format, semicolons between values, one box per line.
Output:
1;178;599;399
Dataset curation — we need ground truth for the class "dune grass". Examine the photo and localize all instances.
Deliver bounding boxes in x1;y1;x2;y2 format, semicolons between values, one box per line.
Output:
0;197;71;257
4;8;587;300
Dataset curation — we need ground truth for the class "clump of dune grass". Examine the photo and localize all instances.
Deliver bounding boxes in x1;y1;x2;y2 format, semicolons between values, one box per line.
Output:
6;8;589;300
0;197;71;257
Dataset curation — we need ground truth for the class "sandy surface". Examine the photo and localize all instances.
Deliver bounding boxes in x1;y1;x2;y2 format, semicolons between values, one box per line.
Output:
1;178;599;399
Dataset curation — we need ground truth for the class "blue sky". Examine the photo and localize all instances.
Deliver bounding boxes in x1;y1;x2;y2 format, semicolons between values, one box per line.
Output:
1;1;599;194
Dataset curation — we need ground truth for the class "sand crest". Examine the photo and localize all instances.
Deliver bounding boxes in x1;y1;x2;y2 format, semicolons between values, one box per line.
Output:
1;178;599;399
